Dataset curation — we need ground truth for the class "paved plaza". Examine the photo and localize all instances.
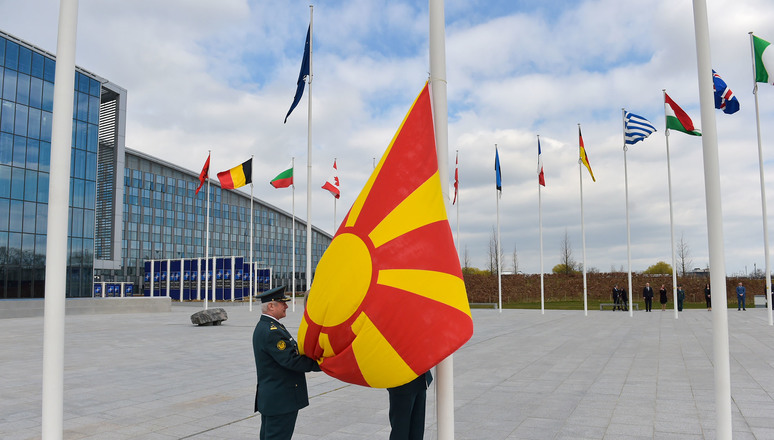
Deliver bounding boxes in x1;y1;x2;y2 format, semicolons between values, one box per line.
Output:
3;302;774;439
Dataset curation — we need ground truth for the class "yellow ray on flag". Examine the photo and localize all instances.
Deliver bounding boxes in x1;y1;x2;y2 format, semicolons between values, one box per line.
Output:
369;171;447;248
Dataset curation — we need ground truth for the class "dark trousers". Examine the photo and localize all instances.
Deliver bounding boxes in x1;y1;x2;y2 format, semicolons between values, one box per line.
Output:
738;295;746;310
388;387;427;440
260;411;298;440
644;297;653;312
677;299;684;311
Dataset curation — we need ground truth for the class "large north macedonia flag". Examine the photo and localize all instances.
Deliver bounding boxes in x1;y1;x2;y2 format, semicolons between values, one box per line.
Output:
298;83;473;388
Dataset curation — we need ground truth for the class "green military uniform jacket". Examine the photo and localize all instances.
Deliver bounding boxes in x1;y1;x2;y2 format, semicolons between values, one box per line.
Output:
253;314;321;415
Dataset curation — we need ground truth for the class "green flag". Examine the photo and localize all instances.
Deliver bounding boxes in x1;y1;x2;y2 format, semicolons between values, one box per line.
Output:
753;35;774;85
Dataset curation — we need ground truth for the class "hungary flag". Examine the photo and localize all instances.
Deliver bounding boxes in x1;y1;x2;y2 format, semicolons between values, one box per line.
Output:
664;93;701;136
270;162;294;188
753;35;774;85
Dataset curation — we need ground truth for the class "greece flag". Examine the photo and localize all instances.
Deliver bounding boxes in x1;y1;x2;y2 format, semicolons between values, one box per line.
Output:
624;112;657;146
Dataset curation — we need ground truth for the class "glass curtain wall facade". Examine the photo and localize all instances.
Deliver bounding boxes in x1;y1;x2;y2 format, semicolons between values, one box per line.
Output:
0;29;331;299
0;31;101;298
117;150;331;292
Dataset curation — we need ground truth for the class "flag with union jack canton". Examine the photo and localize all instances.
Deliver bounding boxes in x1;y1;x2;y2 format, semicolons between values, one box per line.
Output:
712;69;740;114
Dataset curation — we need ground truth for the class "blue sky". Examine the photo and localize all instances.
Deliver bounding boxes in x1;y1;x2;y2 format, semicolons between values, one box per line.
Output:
2;0;774;278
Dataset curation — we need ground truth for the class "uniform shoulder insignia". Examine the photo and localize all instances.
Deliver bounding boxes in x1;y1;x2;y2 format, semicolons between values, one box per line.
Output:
270;324;277;330
277;340;286;351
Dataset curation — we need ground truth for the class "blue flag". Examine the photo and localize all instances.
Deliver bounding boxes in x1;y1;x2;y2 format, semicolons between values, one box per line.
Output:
495;147;502;195
624;111;657;146
712;69;740;115
284;25;311;123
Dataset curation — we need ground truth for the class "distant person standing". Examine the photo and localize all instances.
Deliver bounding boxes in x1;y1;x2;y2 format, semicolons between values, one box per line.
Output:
659;284;668;311
612;285;621;311
676;284;686;312
643;282;654;312
704;283;711;311
620;287;629;311
736;282;746;311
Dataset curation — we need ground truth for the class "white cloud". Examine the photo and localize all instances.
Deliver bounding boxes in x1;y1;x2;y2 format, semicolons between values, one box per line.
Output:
2;0;774;276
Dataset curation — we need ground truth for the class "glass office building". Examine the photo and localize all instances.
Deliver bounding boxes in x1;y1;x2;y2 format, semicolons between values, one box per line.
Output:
114;149;331;292
0;29;331;299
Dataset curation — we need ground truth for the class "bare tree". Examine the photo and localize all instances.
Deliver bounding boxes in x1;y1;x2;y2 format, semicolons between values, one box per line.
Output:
462;245;471;271
511;245;519;273
558;229;577;275
676;233;693;277
488;226;503;274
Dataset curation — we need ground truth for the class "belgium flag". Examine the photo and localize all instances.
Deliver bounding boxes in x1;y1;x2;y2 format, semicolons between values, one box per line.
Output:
217;159;252;190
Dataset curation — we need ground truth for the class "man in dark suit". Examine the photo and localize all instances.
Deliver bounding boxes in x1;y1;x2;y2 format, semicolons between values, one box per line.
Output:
620;287;628;311
387;371;433;440
612;285;621;311
253;286;320;440
643;282;654;312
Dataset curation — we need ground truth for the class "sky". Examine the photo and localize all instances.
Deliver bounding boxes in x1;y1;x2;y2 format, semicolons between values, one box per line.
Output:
2;0;774;276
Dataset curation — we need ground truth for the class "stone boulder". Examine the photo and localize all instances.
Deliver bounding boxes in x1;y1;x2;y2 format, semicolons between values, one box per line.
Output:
190;308;228;326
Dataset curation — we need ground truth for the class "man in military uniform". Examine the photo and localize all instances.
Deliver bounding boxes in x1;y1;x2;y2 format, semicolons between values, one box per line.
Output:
253;286;320;440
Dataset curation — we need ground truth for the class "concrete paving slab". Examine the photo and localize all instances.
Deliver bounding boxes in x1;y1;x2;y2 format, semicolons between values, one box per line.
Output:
3;304;774;439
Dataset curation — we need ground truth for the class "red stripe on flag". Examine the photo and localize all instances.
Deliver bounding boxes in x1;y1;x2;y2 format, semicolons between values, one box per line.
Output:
217;170;236;189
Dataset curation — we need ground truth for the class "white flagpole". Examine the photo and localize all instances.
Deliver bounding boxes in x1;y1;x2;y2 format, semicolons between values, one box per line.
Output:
42;1;78;437
292;157;296;311
749;32;773;326
456;150;460;262
205;153;210;311
495;144;502;313
306;5;314;293
333;158;338;232
497;184;502;312
662;92;679;320
538;135;545;315
578;124;588;317
691;1;731;437
249;155;254;312
429;0;455;437
622;110;634;317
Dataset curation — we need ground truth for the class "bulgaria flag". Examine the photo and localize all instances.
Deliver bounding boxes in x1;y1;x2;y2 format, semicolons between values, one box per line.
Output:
217;158;252;189
270;161;294;188
753;34;774;85
664;93;701;136
322;160;340;199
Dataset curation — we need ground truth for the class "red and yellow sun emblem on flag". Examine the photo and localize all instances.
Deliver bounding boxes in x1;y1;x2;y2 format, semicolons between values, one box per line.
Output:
298;83;473;388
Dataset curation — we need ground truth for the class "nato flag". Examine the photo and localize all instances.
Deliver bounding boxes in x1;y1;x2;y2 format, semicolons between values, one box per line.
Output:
285;26;311;123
